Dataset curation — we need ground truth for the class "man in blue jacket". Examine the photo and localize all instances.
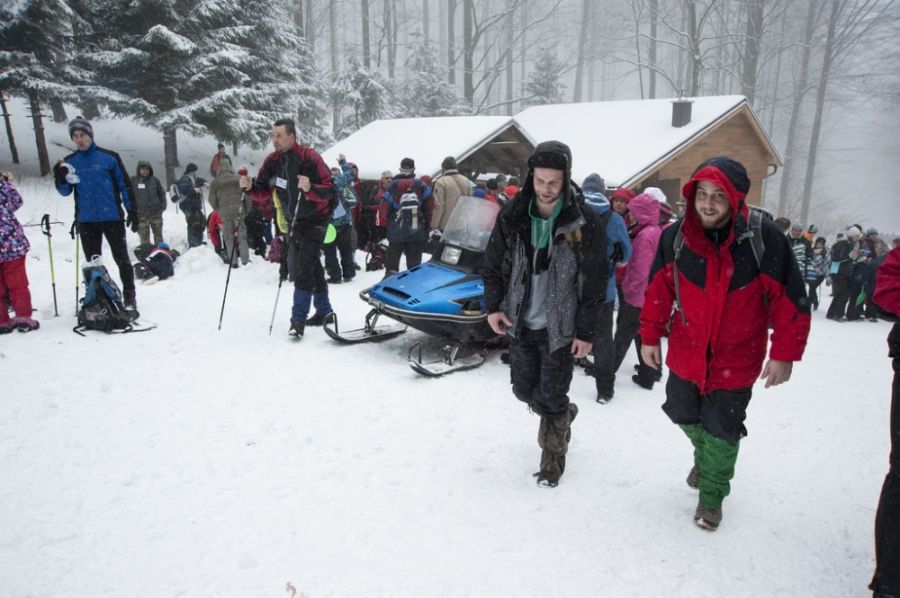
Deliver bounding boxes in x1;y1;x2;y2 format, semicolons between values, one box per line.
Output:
581;174;633;404
54;116;139;313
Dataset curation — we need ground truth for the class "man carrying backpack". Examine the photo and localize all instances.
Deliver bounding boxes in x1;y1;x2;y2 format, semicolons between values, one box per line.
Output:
54;116;139;313
176;163;208;248
482;141;607;488
379;158;432;275
240;118;335;338
638;157;811;531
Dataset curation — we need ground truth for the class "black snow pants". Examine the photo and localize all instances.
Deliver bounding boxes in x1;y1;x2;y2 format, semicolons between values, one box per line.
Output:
871;322;900;596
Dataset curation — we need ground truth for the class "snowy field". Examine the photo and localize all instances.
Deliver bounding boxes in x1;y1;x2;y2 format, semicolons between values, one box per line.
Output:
0;109;892;597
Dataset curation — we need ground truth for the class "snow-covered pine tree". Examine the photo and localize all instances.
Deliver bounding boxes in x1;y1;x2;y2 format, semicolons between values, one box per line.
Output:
186;0;331;151
0;0;97;174
523;47;566;107
72;0;200;184
395;34;471;118
331;56;395;139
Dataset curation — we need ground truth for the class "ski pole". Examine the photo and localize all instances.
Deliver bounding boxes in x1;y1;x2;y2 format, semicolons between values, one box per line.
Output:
40;214;59;316
217;219;240;331
217;190;248;331
268;277;283;336
70;221;80;313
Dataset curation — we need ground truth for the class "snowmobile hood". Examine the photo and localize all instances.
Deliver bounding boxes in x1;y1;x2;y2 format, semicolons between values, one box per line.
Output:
370;262;482;316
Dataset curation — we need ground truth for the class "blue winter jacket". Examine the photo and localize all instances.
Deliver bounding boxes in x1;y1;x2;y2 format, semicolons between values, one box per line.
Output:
55;142;133;223
584;189;632;302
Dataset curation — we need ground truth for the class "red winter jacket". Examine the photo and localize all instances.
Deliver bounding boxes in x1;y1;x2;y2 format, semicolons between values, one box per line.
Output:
250;142;334;225
874;246;900;318
639;165;811;393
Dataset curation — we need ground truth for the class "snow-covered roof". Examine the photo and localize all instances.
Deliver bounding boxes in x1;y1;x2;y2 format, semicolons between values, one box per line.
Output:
324;116;521;180
514;95;774;187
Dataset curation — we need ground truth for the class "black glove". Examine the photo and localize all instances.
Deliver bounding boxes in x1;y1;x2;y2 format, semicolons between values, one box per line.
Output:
53;162;68;185
126;210;139;233
279;260;288;282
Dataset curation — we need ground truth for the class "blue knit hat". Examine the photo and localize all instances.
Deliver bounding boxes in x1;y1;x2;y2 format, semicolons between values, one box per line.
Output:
68;116;93;139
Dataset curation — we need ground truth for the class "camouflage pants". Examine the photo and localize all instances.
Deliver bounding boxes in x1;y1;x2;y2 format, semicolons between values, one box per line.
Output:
137;213;164;247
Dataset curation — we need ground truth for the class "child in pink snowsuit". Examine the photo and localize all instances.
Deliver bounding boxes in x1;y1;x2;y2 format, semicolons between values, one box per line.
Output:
0;174;38;332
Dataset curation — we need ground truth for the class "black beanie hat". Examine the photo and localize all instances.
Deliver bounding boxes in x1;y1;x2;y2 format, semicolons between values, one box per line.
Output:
486;178;498;190
68;116;94;139
185;163;198;173
400;157;415;171
527;140;572;174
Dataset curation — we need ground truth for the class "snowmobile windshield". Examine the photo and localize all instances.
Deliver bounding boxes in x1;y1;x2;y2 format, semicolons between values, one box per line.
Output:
440;195;501;253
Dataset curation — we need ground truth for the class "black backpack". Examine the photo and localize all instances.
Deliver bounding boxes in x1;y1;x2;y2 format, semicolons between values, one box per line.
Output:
76;263;133;333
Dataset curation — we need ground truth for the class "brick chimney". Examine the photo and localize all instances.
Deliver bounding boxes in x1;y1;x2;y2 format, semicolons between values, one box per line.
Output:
671;99;693;128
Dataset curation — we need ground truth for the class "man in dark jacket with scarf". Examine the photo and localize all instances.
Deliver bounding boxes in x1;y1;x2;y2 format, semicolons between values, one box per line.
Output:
240;118;335;338
54;116;139;313
639;157;811;531
482;140;607;488
131;160;167;247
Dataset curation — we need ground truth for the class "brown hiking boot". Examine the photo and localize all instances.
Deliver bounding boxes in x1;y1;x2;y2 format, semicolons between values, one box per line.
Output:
534;404;578;487
686;465;700;489
693;500;722;531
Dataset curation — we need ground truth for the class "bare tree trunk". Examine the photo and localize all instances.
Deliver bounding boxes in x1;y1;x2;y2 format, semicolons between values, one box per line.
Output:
0;91;20;165
330;0;341;135
519;1;527;93
505;7;514;115
385;0;396;78
687;0;701;96
49;98;67;123
799;0;839;225
361;0;371;68
740;0;764;103
649;0;658;98
294;0;304;36
27;91;50;176
81;101;100;121
776;0;816;217
423;0;430;39
447;0;457;84
231;141;239;158
587;1;598;101
463;0;474;102
439;0;447;65
306;0;315;52
767;12;789;134
163;126;178;186
634;1;645;99
676;0;687;94
573;0;591;102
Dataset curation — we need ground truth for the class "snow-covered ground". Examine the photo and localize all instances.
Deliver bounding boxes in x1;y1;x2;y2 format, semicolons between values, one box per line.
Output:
0;107;892;597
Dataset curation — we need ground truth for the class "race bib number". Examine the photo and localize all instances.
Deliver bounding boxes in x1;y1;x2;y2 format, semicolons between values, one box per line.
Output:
137;183;146;189
276;177;288;189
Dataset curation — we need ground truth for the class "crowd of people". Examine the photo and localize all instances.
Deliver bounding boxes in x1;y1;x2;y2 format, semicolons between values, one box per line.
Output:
1;115;898;595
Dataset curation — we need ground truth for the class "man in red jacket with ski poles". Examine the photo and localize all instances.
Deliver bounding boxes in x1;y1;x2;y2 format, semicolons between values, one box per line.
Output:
639;157;811;531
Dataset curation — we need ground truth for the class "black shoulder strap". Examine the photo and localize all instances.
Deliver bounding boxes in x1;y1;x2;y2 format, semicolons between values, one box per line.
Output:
672;220;688;325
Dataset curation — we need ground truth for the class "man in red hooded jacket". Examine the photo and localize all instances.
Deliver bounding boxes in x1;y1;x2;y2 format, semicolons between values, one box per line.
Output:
639;156;810;531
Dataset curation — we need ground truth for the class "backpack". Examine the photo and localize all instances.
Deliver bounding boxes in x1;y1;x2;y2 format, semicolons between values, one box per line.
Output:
366;239;388;271
397;190;423;229
169;183;181;203
76;263;133;332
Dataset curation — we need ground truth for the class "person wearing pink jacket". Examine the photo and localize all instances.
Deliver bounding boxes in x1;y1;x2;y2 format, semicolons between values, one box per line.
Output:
614;192;662;390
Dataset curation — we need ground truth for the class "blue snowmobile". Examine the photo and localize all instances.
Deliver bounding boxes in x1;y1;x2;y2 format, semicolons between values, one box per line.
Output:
324;195;502;376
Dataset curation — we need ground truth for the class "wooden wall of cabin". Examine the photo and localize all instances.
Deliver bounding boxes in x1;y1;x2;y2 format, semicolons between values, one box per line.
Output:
633;108;777;214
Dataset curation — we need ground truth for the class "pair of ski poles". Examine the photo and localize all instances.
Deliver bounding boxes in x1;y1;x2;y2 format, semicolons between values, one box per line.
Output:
24;214;64;317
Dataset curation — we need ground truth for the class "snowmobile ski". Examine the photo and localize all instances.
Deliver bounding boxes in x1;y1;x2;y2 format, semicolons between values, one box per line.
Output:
324;309;407;344
407;341;487;377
